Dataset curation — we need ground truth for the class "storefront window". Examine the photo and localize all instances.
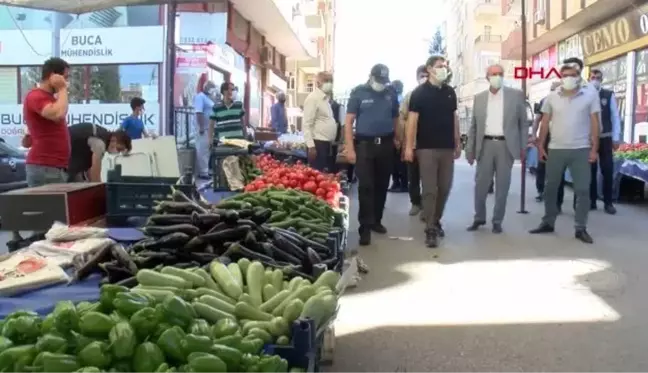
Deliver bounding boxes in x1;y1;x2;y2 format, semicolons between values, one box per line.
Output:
0;67;18;104
634;49;648;130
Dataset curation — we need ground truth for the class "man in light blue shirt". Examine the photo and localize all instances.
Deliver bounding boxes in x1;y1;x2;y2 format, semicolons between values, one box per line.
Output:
588;68;621;215
530;62;601;244
193;81;215;179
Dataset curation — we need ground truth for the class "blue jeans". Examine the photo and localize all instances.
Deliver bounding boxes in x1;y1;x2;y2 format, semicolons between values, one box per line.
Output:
26;164;67;187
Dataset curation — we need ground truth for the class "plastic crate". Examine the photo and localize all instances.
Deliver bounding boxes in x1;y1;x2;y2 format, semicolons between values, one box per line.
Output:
106;165;194;226
211;146;250;191
264;319;317;372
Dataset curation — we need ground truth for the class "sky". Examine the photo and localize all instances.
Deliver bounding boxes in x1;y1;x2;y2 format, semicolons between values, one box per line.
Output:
333;0;443;96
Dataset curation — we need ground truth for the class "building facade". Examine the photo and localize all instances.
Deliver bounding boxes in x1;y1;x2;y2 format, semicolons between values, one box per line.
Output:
0;0;314;147
286;0;336;130
501;0;648;142
444;0;519;132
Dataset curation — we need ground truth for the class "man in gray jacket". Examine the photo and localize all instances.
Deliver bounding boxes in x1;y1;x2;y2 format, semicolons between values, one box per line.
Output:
465;64;527;233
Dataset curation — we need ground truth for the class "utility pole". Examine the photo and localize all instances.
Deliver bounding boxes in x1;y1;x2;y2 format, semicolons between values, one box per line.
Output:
517;0;529;214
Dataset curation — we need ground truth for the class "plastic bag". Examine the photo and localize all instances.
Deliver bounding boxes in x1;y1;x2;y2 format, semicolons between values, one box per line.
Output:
222;155;245;191
0;253;69;296
28;238;115;267
45;222;108;242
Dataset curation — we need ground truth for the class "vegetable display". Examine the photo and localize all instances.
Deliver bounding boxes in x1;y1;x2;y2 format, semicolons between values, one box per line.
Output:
239;156;262;185
0;259;340;372
614;143;648;162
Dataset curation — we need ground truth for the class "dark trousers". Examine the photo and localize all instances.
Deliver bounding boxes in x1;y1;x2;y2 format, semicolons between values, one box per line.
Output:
311;140;333;172
590;137;614;205
391;147;407;187
355;136;394;227
346;164;355;181
536;134;565;207
408;158;421;205
417;149;454;230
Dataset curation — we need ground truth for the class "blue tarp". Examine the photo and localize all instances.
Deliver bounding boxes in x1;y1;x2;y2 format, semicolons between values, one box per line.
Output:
0;191;238;318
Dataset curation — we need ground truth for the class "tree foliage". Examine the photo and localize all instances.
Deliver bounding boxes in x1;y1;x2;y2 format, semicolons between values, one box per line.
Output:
428;28;446;56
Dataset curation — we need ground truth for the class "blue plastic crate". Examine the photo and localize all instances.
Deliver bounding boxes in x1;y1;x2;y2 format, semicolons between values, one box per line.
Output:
264;319;317;371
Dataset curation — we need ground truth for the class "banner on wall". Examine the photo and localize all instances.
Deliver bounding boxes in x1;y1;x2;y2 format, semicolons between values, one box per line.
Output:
60;26;164;64
0;30;53;66
0;103;160;139
176;52;208;74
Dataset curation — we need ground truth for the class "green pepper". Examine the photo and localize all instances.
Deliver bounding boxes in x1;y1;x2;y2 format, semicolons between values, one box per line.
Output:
68;331;98;355
276;357;288;372
0;344;36;372
75;301;93;314
99;284;128;312
156;326;186;363
211;344;243;371
78;341;112;369
187;352;227;372
211;318;239;338
2;315;42;344
238;337;264;355
258;355;282;372
188;319;211;337
110;360;132;372
4;310;38;320
130;307;161;340
213;333;243;348
75;367;101;372
155;363;170;372
133;342;166;373
109;311;128;324
113;292;153;317
0;336;13;353
36;333;68;353
108;321;136;359
41;314;56;334
34;352;79;372
181;334;213;354
78;311;115;338
152;322;172;340
52;301;79;333
161;296;195;329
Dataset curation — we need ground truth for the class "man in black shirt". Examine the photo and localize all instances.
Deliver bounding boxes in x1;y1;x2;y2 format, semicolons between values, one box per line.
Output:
404;55;461;248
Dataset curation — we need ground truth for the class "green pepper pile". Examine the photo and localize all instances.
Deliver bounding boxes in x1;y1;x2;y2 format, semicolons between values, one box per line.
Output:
0;257;342;372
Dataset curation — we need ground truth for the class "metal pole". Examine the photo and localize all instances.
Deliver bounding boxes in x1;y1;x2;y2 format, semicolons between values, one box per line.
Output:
166;3;177;136
518;0;529;214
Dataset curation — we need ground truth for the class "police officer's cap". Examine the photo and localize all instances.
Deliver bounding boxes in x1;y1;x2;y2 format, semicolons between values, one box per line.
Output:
370;64;390;84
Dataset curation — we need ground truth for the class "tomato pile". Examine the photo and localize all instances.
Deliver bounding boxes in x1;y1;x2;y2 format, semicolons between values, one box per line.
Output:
245;154;342;206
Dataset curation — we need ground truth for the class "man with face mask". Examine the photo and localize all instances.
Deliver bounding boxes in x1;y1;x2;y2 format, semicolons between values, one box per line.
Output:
530;62;601;244
193;80;216;179
344;64;400;246
303;71;337;171
399;65;427;217
588;69;620;215
271;92;288;134
465;64;527;234
404;55;461;248
389;80;407;192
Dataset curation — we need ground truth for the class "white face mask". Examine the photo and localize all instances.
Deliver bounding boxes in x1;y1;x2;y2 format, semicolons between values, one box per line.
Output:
321;82;333;93
489;75;503;89
433;67;448;82
590;80;602;90
562;77;579;90
370;81;385;92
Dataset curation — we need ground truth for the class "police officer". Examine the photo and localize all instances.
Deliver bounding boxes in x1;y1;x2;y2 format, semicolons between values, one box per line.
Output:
344;64;400;246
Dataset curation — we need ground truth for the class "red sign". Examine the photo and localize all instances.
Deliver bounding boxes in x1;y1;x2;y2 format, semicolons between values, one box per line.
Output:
514;67;562;80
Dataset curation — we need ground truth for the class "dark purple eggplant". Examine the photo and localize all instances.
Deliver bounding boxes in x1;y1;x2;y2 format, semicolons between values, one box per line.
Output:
266;242;301;265
187;252;217;264
272;235;306;260
110;244;139;274
237;209;255;219
99;261;133;283
147;232;191;249
183;236;208;251
207;222;229;234
222;210;240;225
224;242;276;263
129;238;158;253
146;214;193;226
258;242;276;258
306;247;322;264
251;208;273;225
115;276;138;288
154;201;202;215
133;251;172;268
142;224;200;237
199;226;250;244
190;212;221;230
69;243;113;283
173;261;201;269
170;187;209;214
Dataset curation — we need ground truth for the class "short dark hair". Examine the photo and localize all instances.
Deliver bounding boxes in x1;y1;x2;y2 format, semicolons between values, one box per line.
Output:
220;82;234;94
111;130;132;152
41;57;69;80
130;97;145;111
563;57;583;71
416;65;426;77
590;69;603;78
425;55;445;67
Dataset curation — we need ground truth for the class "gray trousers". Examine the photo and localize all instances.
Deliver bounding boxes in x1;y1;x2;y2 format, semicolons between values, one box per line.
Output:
417;149;454;230
474;139;514;224
542;148;591;229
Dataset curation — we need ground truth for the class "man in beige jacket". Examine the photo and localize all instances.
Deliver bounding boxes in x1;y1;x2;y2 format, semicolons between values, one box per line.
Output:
399;65;428;216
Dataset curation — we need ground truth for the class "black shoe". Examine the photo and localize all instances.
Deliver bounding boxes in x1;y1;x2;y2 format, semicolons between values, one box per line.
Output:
359;228;371;246
529;223;555;234
371;223;387;234
435;223;445;238
388;183;401;192
604;204;617;215
466;220;486;231
492;223;503;234
575;229;594;244
425;230;438;248
535;195;544;202
590;203;597;210
557;206;562;215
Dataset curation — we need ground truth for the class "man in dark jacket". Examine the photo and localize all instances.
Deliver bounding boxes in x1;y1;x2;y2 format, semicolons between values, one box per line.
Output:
67;123;132;182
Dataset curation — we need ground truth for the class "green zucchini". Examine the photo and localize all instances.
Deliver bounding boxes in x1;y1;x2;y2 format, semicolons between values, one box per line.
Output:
161;266;205;288
136;269;192;289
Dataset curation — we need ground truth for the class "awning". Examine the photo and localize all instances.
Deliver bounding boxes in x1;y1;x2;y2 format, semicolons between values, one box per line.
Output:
0;0;315;59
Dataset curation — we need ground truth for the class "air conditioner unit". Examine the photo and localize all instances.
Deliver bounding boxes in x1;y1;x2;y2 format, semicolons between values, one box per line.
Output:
534;10;545;24
260;46;273;65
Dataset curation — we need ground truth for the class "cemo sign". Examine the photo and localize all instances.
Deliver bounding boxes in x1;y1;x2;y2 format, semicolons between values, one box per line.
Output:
513;67;561;80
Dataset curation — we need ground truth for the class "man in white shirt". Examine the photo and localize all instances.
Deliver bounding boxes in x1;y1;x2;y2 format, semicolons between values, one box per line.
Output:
465;64;527;234
303;71;337;171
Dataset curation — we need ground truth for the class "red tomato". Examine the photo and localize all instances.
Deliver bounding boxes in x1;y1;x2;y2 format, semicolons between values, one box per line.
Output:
316;174;325;182
319;180;329;190
315;188;326;197
289;179;298;188
303;181;318;193
326;191;335;199
276;184;285;189
245;185;256;192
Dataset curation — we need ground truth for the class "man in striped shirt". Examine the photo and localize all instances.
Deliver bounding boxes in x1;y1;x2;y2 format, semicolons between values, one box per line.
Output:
208;82;245;145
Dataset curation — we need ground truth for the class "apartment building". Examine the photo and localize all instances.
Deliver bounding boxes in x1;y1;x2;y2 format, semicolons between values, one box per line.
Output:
444;0;518;130
286;0;336;114
501;0;648;142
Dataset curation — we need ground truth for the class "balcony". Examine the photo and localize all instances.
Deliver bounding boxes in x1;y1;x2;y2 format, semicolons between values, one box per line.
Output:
474;34;503;53
474;0;500;18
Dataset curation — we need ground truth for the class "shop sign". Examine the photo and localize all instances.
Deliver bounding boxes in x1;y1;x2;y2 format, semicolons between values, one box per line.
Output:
178;12;226;45
0;30;53;66
206;43;236;72
0;103;160;139
580;5;648;58
176;51;208;74
528;45;557;84
268;70;288;92
558;35;583;62
60;26;164;64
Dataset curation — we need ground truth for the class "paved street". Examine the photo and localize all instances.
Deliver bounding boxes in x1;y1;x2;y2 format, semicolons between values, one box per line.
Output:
332;159;648;371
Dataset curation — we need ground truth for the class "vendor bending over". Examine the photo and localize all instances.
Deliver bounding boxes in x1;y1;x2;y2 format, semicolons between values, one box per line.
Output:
67;122;132;182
